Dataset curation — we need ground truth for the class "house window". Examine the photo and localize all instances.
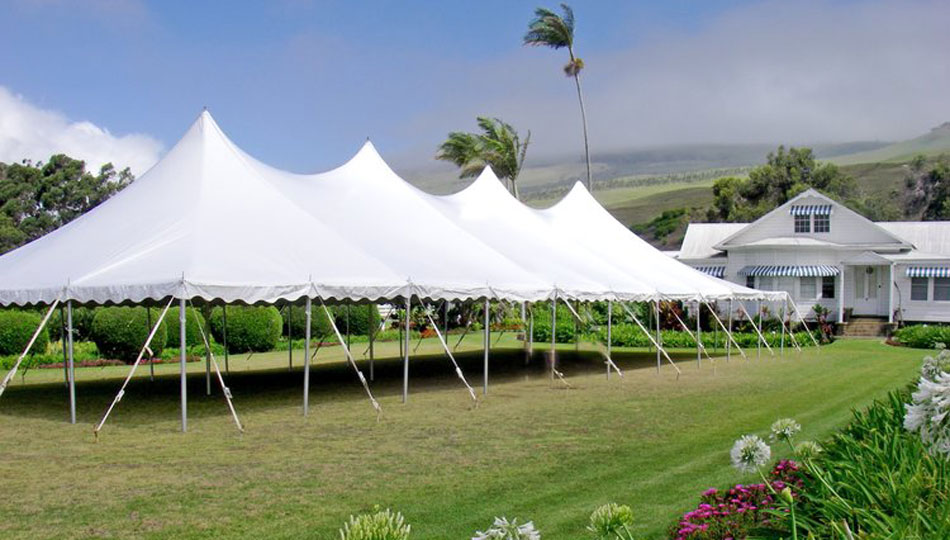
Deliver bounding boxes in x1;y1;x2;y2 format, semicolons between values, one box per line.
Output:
800;277;817;299
794;214;811;233
814;214;830;233
911;277;929;301
821;276;836;299
746;275;755;289
758;276;774;291
935;278;950;301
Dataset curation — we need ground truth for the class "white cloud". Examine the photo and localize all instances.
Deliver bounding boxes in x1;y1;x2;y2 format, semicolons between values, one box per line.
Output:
0;86;162;176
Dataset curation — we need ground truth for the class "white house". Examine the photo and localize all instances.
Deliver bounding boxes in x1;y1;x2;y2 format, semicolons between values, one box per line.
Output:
670;188;950;325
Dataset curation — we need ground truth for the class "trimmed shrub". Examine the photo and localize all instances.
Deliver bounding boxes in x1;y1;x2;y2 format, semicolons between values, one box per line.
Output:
48;306;98;342
531;302;577;344
333;304;381;336
0;309;50;356
163;306;207;349
91;307;167;363
282;304;334;339
209;305;282;353
893;324;950;349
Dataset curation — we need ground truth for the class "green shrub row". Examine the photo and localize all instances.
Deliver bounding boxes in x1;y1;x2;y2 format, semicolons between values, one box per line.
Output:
209;306;282;353
893;324;950;349
585;323;816;349
91;307;168;363
0;310;50;356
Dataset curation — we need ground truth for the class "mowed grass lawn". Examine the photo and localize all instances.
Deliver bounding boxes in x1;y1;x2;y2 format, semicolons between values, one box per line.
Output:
0;336;924;539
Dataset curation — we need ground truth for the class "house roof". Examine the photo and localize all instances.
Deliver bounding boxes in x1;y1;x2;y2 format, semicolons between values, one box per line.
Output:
677;222;746;260
879;222;950;255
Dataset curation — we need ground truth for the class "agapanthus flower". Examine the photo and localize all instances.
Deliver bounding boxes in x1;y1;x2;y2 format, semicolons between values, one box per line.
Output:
922;350;950;382
769;418;801;443
587;503;634;539
730;435;771;473
905;370;950;458
795;440;822;458
472;517;541;540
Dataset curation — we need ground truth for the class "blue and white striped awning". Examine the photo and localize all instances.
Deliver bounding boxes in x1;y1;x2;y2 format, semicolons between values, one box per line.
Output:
694;266;726;278
789;204;832;216
906;267;950;278
738;265;840;277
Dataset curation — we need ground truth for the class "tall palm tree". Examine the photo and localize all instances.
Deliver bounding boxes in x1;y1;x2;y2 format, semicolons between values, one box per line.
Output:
523;3;592;192
436;117;530;200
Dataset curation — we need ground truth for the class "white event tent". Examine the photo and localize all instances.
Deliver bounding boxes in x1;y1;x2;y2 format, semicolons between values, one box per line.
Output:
0;111;792;433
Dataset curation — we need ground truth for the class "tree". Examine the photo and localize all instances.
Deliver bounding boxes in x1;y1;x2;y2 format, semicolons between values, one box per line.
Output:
0;155;133;254
707;146;856;222
524;3;592;192
436;117;530;199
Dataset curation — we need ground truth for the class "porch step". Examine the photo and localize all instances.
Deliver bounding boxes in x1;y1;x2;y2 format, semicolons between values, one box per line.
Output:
840;317;890;337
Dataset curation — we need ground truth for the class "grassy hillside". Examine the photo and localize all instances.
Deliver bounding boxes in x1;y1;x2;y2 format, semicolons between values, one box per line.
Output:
832;122;950;165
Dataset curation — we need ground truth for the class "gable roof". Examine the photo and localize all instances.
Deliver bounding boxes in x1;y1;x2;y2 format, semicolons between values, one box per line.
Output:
714;188;912;250
678;222;746;260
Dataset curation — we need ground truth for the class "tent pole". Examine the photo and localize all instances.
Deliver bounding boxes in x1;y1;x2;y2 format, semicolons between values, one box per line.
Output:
402;297;410;403
755;300;762;360
528;304;534;359
483;298;490;395
346;304;351;350
60;305;68;387
287;304;293;371
696;300;702;368
606;300;612;379
222;304;229;374
781;298;786;358
205;304;211;396
368;305;375;382
551;294;557;382
304;297;311;416
654;300;661;374
67;301;76;424
444;301;449;344
574;301;579;352
147;305;154;381
727;299;733;362
179;296;187;433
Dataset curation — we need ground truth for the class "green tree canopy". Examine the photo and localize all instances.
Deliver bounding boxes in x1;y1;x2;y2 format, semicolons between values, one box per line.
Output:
707;146;856;222
0;155;132;254
436;117;530;199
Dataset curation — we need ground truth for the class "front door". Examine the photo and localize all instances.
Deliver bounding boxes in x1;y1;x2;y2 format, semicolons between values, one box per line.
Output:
852;265;883;315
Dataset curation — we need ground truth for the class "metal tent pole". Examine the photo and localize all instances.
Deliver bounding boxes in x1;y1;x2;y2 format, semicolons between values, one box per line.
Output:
402;297;410;403
528;304;534;357
781;298;786;358
303;297;312;416
179;296;187;433
222;304;229;374
574;300;579;352
345;304;351;350
606;300;612;379
287;304;293;371
147;306;154;381
551;294;557;381
60;305;68;387
368;306;375;382
696;300;702;368
67;301;76;424
483;298;490;395
727;299;733;362
654;301;661;374
205;305;211;396
756;300;762;360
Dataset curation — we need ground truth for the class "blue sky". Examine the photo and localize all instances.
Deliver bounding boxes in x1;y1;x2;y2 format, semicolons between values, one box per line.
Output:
0;0;947;175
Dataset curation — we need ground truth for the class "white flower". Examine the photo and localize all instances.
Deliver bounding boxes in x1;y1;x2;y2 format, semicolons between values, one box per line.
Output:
904;371;950;459
795;440;822;458
730;434;772;473
770;418;802;442
922;350;950;382
472;517;541;540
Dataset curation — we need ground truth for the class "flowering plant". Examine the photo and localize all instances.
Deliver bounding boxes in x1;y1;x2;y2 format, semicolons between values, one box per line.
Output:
904;367;950;458
587;503;635;539
472;517;540;540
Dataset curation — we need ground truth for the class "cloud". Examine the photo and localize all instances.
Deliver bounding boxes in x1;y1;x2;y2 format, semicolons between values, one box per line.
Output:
0;87;162;176
402;0;950;165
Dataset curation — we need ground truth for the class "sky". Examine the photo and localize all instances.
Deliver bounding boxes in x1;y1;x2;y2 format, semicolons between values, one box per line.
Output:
0;0;948;177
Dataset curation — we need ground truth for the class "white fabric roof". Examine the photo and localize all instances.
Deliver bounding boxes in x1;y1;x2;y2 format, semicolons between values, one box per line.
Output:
533;183;773;300
0;111;777;306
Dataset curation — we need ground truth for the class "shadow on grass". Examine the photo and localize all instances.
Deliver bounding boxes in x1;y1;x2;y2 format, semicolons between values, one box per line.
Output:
0;345;697;426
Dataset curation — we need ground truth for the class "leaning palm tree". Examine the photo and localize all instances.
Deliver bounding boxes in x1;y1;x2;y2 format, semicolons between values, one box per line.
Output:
523;3;592;192
436;117;530;200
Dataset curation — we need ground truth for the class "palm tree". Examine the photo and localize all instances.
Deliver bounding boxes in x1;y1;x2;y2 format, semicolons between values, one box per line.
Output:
436;117;530;200
523;3;592;192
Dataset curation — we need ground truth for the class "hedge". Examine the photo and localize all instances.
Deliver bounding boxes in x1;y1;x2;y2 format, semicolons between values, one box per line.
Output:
209;306;282;353
0;310;50;356
164;306;207;349
893;324;950;349
48;306;97;342
332;304;381;336
91;307;167;363
282;304;334;339
589;323;816;349
530;302;578;344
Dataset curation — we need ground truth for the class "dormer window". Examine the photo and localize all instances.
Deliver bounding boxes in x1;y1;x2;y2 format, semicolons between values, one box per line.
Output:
814;213;830;233
794;214;810;233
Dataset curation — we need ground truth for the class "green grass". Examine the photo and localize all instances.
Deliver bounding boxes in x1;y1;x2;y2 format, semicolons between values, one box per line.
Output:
0;337;923;539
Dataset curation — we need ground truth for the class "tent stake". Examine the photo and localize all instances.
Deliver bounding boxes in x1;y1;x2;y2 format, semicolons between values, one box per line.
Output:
483;298;489;395
402;297;410;403
67;301;76;424
304;297;311;416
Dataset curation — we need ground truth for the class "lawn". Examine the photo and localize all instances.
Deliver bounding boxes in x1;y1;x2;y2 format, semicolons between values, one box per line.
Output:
0;336;924;539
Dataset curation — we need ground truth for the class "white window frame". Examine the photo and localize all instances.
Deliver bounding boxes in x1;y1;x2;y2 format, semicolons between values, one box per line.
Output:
794;214;811;233
814;214;830;233
799;277;818;300
934;277;950;302
910;277;929;301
